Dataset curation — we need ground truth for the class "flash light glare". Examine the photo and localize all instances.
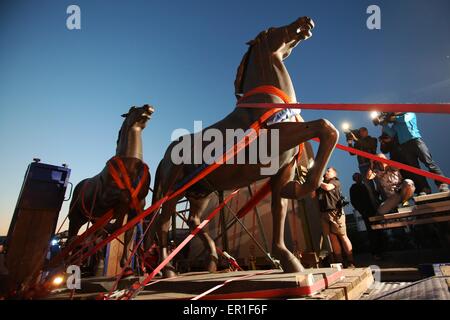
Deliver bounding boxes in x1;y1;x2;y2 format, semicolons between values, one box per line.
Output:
370;111;379;119
341;122;350;131
52;276;64;286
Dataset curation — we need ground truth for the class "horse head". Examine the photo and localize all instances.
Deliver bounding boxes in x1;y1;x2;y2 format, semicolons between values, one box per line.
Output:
235;16;314;98
121;104;155;130
116;104;155;159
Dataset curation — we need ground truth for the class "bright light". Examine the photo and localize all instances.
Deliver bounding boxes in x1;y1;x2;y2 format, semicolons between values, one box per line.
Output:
52;276;64;286
341;122;350;132
370;111;380;119
51;239;58;246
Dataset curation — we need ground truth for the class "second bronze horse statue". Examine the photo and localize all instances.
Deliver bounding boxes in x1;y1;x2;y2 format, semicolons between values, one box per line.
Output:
68;104;153;272
146;17;338;277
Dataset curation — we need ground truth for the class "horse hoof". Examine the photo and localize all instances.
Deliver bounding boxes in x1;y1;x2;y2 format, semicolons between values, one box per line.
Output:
282;257;305;273
272;246;305;273
162;268;177;278
207;256;218;273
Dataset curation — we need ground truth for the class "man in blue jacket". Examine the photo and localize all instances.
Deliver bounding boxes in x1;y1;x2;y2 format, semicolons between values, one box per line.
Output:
382;112;448;194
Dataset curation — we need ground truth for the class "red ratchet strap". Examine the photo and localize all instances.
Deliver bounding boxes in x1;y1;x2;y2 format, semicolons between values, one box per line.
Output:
108;157;149;213
237;180;271;219
121;189;240;300
324;139;450;185
238;85;292;104
236;103;450;114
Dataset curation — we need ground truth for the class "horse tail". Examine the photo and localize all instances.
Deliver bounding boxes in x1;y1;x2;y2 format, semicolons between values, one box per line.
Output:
68;179;88;219
151;161;164;206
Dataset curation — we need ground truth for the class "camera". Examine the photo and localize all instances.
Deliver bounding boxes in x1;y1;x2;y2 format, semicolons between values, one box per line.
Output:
372;112;395;126
344;129;360;142
338;195;350;208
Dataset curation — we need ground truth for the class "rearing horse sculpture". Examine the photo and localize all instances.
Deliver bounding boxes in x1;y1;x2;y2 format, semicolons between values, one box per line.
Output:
68;105;153;271
147;17;338;277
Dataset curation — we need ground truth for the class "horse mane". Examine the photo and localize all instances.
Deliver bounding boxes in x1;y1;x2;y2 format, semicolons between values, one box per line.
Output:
116;127;122;146
234;46;252;99
234;30;269;98
116;117;129;147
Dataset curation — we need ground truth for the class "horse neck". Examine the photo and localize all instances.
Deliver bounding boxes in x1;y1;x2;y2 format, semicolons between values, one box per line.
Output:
243;46;297;102
116;125;144;160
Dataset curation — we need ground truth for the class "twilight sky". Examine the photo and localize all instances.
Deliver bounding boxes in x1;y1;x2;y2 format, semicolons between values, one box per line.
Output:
0;0;449;235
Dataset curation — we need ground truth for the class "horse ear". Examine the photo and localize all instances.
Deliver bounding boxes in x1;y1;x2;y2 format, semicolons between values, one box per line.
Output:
121;106;136;118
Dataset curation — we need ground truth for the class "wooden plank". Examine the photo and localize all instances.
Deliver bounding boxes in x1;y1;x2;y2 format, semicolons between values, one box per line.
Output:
413;191;450;204
369;200;450;222
371;215;450;230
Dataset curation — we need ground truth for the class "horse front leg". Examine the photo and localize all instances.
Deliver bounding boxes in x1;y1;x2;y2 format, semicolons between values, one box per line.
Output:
120;226;136;269
269;119;338;199
187;197;218;273
270;160;305;273
158;196;183;278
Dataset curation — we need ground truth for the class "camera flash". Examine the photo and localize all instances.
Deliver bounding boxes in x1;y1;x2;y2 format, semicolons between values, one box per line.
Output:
370;111;379;119
341;122;350;131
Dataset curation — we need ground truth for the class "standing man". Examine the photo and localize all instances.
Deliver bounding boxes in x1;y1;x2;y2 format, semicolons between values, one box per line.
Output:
317;167;355;268
382;112;448;194
347;127;378;177
349;173;383;260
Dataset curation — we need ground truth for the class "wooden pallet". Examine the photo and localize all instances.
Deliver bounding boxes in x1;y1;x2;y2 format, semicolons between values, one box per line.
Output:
46;267;374;300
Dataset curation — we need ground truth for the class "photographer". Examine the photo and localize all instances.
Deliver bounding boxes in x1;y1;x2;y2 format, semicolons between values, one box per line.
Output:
317;167;355;268
379;131;431;195
346;127;378;177
378;112;448;194
367;154;416;215
350;173;384;260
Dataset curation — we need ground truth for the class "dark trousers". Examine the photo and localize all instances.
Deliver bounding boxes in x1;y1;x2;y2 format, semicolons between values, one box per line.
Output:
360;213;383;255
401;138;446;191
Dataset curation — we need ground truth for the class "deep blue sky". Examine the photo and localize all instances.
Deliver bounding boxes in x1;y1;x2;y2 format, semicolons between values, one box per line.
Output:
1;0;449;235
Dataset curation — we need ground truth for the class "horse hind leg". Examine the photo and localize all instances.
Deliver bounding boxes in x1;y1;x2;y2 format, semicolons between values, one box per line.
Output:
270;119;338;199
158;195;184;278
270;160;305;273
187;196;219;273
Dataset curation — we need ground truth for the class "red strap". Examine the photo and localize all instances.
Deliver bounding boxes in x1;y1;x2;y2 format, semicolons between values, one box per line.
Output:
237;180;271;219
238;85;293;104
236;102;450;114
312;138;450;185
108;161;126;190
113;157;133;191
132;164;149;199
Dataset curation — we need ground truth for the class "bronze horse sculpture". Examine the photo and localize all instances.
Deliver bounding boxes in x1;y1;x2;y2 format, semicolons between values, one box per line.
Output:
147;17;338;277
68;104;153;271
